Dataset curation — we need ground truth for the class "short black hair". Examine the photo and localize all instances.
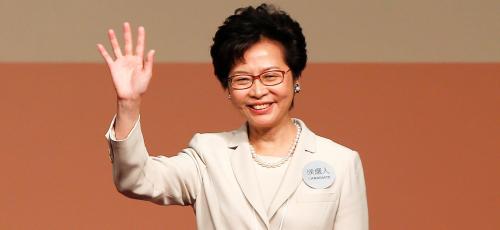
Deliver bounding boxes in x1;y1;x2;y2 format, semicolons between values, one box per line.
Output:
210;3;307;89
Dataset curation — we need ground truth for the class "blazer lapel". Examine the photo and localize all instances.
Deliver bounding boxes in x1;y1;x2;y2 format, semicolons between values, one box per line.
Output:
267;119;317;219
229;124;270;228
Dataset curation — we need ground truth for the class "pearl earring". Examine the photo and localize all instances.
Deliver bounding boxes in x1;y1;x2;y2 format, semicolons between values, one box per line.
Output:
294;83;301;93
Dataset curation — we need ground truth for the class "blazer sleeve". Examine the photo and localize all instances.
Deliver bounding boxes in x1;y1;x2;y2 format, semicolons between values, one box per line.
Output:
333;151;369;230
104;115;202;206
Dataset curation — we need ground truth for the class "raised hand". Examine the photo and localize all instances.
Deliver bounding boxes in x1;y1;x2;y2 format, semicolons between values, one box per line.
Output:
97;22;155;101
97;22;155;139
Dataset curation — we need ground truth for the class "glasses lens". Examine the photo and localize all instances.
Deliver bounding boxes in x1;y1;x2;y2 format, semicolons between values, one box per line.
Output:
261;71;284;86
231;75;253;89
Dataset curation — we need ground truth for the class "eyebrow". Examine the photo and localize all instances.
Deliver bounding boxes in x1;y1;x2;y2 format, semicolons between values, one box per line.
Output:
231;66;281;75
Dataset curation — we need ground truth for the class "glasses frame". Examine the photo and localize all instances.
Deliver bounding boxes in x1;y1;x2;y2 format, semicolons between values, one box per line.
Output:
228;69;291;90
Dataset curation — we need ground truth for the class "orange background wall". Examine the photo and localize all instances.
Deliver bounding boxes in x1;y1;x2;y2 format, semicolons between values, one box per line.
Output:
1;63;498;229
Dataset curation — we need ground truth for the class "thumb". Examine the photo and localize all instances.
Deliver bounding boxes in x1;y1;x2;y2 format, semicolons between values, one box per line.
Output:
144;49;155;73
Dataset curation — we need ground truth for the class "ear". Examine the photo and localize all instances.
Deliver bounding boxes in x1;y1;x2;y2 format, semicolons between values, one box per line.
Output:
292;78;299;89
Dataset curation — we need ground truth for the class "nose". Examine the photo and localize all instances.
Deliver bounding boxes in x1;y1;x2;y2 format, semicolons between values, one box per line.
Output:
248;78;269;98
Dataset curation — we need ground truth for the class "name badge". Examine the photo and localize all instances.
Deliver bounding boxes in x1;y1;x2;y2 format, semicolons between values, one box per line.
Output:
302;160;335;189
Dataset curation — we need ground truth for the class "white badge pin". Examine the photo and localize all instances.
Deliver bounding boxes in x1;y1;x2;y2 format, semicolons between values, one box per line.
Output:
302;160;335;189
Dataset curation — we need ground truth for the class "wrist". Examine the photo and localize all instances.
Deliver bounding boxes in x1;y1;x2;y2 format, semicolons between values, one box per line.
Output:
114;99;140;139
117;97;141;110
116;99;140;119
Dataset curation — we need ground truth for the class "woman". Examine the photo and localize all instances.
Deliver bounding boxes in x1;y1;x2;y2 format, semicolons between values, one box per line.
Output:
98;4;368;230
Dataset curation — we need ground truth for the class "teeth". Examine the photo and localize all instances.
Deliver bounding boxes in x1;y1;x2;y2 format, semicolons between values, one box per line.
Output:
251;103;271;110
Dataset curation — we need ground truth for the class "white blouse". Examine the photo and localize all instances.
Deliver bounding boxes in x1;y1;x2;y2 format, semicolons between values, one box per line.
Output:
253;155;290;211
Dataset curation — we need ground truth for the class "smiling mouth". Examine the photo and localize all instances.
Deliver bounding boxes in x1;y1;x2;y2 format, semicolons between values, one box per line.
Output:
248;103;272;110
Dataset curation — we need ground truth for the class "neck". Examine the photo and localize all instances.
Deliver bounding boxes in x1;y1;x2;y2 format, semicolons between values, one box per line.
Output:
248;117;297;157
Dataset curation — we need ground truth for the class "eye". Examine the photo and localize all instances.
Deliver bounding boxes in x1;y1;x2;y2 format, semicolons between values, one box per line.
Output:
232;76;252;84
261;71;282;82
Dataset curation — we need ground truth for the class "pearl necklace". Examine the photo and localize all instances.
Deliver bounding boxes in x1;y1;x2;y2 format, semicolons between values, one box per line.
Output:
249;120;302;168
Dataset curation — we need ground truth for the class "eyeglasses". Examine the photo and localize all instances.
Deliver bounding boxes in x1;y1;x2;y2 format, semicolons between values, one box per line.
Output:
228;69;290;90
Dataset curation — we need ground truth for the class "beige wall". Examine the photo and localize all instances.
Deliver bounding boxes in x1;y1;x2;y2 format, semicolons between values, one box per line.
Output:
1;0;499;62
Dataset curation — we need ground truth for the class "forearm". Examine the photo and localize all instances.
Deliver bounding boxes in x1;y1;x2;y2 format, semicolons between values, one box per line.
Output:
109;117;151;196
106;117;202;205
115;98;141;140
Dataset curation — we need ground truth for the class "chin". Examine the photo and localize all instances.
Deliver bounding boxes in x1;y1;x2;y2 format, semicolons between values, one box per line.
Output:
246;114;280;129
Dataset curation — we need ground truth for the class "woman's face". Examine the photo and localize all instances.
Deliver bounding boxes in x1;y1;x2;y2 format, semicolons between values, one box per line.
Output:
228;39;296;129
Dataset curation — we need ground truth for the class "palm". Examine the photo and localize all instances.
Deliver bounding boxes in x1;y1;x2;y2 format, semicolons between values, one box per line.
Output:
110;56;148;99
97;23;155;100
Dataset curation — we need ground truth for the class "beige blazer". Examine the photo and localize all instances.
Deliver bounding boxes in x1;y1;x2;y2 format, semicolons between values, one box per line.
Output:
105;117;368;230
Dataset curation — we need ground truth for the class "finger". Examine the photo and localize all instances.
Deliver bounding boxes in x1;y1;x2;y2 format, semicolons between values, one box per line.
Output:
144;49;155;72
108;29;123;58
96;43;113;65
123;22;133;55
135;26;145;58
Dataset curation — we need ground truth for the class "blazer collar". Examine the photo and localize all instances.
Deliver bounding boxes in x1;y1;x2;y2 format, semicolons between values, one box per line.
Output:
228;118;317;225
227;118;316;153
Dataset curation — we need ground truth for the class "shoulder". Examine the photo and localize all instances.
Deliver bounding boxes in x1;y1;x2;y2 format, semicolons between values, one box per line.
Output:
315;135;358;157
310;135;364;187
177;131;234;165
295;118;360;164
187;131;233;149
312;134;361;168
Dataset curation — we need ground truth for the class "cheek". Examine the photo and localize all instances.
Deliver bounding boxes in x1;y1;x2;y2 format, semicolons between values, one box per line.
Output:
276;86;294;101
276;88;295;110
229;92;247;108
